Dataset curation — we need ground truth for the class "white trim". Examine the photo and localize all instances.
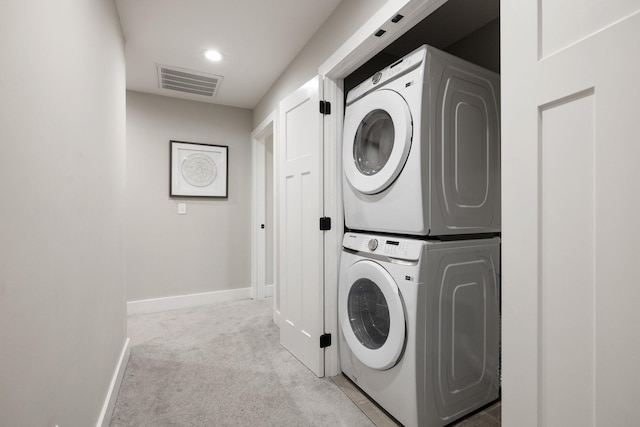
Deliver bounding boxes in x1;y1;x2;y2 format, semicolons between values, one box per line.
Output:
251;109;281;327
251;111;276;302
127;288;252;315
252;131;266;299
252;111;276;141
271;111;280;327
97;338;130;427
265;284;274;298
320;0;412;76
319;0;448;78
321;77;344;377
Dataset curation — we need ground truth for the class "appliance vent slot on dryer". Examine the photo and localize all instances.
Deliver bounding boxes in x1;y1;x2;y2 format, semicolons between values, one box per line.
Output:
157;65;223;97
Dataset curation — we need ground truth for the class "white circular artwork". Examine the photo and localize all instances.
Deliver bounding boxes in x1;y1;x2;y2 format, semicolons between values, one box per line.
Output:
181;153;217;187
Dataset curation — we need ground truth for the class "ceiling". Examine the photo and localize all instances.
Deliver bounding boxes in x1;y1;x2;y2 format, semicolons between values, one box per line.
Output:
115;0;343;109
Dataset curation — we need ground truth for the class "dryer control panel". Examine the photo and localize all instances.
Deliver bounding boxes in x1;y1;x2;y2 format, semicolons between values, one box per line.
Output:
343;232;423;261
345;45;426;106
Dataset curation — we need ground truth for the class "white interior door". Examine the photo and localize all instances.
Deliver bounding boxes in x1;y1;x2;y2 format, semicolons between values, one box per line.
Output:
502;2;640;426
278;76;325;376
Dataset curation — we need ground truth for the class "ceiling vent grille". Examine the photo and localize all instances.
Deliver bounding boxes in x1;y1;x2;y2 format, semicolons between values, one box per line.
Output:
157;65;223;97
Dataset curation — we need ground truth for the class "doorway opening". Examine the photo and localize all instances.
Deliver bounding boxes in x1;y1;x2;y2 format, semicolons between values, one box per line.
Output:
319;0;501;378
251;113;277;313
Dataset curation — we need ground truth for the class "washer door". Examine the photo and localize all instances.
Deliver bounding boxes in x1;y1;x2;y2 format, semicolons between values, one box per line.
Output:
340;259;406;370
343;89;412;195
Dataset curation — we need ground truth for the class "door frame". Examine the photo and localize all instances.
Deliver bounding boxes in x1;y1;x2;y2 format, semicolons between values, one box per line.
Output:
251;111;277;308
317;0;449;378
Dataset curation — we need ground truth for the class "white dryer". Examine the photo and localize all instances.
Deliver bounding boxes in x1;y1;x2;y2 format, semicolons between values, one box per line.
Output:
338;232;500;427
342;45;500;236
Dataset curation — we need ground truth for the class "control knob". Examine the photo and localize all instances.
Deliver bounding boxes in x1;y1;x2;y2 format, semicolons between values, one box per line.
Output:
368;238;378;251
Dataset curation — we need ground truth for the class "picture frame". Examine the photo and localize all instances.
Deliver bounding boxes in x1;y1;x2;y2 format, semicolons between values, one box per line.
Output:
170;140;228;198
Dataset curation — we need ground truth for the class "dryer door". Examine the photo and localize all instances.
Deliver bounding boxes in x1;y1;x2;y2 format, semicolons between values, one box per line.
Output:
339;259;406;370
343;89;412;195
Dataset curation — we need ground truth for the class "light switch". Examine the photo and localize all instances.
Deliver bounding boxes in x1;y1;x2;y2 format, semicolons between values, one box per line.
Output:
178;203;187;215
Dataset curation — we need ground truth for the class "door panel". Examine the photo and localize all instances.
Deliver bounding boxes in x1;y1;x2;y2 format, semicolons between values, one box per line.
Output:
540;0;640;57
540;91;597;427
503;2;640;426
278;76;325;377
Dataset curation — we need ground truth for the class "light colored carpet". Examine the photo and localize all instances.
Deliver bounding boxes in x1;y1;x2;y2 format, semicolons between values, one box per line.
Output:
110;298;374;427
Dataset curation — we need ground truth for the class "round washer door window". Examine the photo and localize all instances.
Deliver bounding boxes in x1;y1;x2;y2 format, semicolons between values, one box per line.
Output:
339;260;406;370
348;277;390;349
343;89;412;195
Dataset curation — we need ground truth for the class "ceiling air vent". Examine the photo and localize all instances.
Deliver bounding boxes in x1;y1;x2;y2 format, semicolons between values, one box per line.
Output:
157;65;223;97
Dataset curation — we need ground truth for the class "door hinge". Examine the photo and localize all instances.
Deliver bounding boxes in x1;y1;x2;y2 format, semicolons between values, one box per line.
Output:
319;217;331;231
319;100;331;115
320;333;332;348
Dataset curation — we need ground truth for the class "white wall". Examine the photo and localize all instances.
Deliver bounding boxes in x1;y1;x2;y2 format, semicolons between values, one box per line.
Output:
0;0;127;425
253;0;388;127
126;91;253;301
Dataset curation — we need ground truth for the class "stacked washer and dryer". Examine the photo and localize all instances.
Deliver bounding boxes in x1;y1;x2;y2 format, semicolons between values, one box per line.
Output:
338;45;501;427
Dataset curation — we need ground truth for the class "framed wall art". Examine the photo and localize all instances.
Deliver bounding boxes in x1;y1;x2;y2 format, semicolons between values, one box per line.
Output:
170;141;228;197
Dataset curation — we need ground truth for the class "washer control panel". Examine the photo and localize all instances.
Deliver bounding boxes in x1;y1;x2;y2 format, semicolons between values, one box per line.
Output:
343;232;422;261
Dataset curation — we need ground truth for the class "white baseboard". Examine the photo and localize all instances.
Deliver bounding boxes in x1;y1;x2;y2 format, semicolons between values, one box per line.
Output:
97;337;130;427
127;287;252;315
265;284;274;298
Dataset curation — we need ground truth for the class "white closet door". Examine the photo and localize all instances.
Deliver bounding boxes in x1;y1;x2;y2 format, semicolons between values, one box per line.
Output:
278;76;325;376
502;1;640;426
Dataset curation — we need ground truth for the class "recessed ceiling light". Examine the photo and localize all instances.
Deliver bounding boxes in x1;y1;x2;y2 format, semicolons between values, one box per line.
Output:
203;49;224;62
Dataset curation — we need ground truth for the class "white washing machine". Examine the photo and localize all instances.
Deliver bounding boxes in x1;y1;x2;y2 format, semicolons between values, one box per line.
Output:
338;232;500;427
342;45;501;236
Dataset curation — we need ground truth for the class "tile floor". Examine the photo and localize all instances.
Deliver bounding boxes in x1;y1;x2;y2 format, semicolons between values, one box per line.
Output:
331;374;501;427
